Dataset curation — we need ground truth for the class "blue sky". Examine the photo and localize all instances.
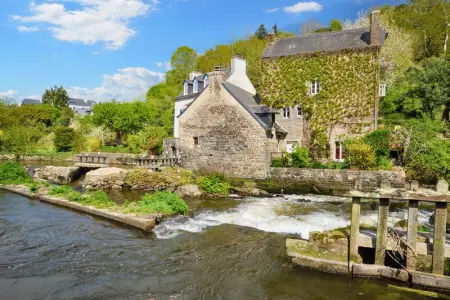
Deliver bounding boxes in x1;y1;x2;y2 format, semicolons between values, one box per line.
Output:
0;0;402;103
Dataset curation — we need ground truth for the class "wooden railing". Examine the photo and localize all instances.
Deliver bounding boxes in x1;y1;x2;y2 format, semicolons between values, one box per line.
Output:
346;179;450;275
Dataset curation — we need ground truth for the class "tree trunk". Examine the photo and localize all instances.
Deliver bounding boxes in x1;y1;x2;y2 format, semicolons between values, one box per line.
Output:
442;103;450;122
116;131;123;145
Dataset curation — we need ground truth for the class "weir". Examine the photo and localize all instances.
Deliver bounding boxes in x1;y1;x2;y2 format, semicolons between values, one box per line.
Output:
288;179;450;291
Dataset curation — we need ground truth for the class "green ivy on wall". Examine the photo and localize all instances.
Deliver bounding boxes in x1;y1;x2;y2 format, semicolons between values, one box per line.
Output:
260;48;380;157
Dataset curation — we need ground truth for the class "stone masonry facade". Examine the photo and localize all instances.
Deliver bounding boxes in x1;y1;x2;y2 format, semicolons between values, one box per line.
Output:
178;71;277;179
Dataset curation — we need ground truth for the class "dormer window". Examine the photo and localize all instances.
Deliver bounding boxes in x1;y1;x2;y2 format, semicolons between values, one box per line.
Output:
183;82;188;96
204;75;208;88
310;80;320;95
193;79;198;93
283;107;290;119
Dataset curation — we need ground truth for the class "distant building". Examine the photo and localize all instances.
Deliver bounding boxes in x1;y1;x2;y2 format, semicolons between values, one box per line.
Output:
21;99;42;105
20;97;95;116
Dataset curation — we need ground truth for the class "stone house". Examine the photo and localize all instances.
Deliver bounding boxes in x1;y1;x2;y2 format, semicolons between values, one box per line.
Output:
260;10;387;161
165;10;386;178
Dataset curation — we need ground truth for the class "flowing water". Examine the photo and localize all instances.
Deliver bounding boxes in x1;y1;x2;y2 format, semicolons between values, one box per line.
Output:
0;190;438;299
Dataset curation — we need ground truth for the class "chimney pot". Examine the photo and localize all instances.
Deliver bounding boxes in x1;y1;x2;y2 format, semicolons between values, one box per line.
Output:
370;10;381;46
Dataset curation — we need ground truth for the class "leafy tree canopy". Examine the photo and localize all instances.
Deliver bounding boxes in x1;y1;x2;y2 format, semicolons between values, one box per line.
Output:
42;86;70;109
255;24;268;40
166;46;198;86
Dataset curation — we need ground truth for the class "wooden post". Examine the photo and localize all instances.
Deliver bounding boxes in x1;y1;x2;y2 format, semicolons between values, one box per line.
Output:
350;197;361;262
375;198;390;265
433;202;448;275
407;200;419;270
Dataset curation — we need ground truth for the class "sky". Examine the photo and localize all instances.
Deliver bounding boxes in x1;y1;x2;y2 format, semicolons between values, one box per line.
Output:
0;0;403;104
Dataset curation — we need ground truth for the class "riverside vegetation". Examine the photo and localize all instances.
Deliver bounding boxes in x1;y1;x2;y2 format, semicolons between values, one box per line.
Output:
0;162;189;216
1;2;449;184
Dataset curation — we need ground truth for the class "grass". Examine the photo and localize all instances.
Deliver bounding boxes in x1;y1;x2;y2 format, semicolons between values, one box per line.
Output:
197;174;230;195
47;185;188;216
0;161;32;184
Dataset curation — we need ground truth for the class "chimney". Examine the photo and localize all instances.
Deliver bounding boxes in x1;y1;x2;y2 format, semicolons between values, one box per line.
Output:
207;69;226;93
189;71;202;81
370;10;381;46
226;55;256;95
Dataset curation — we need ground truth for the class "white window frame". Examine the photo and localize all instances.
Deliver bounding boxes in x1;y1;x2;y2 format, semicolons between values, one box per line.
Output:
282;107;290;119
310;80;320;95
334;141;344;162
193;79;198;93
379;82;386;97
296;105;302;117
183;82;188;96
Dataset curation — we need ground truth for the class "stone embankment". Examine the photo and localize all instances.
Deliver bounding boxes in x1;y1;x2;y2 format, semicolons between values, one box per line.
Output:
0;184;159;232
29;166;87;185
0;154;73;162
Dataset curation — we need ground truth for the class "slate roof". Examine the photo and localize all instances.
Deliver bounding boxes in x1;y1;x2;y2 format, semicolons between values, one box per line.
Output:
22;99;41;105
68;98;95;107
263;27;387;58
222;82;275;130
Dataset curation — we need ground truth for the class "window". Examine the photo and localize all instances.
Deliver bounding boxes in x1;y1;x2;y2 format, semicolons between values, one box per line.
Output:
335;141;344;161
179;109;184;116
283;107;290;118
193;137;199;146
183;82;188;96
310;80;320;95
286;142;298;153
204;76;208;88
296;105;302;117
379;82;386;97
193;79;198;93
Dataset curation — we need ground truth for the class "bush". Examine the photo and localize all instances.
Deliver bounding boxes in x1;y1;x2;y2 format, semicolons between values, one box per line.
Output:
345;139;376;170
271;157;284;167
0;161;31;184
125;126;168;155
28;182;39;193
364;129;391;157
48;185;73;196
125;192;188;215
54;127;75;152
290;147;310;168
197;174;230;195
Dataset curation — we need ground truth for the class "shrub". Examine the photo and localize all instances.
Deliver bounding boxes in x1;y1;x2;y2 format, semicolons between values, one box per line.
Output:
54;127;75;152
83;190;115;208
345;139;376;170
28;182;39;193
125;192;188;215
364;129;391;157
48;185;73;196
0;161;31;184
290;147;310;168
197;174;230;195
310;161;328;169
271;157;284;167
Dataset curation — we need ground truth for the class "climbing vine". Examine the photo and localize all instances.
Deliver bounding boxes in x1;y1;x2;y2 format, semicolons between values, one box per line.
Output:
260;49;380;157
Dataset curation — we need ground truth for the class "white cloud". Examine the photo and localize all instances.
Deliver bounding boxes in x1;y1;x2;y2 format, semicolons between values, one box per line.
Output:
0;90;20;99
263;8;279;13
12;0;160;50
156;61;171;71
17;25;40;32
284;2;323;14
67;67;165;101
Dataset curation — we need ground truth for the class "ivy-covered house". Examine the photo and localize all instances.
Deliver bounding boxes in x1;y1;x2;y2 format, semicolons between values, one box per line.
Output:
260;10;387;161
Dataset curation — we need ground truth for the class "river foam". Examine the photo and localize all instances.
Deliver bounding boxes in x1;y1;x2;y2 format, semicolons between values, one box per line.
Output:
154;195;350;240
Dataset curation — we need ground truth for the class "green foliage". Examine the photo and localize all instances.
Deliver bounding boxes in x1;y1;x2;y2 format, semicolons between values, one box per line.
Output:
166;46;198;86
290;147;310;168
364;129;391;157
255;24;268;39
271;157;284;167
330;19;343;31
48;185;73;196
0;162;31;184
345;139;376;170
125;125;168;155
0;126;44;158
12;104;60;127
27;182;39;193
92;101;152;144
54;127;75;152
260;51;378;156
42;86;69;109
124;192;188;215
197;174;230;195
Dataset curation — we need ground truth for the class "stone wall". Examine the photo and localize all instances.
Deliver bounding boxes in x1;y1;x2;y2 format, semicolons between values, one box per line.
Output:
265;167;405;194
178;71;277;179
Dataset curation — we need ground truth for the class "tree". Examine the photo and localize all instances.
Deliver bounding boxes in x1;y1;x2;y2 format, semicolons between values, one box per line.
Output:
255;24;268;39
54;127;75;152
146;82;178;132
92;101;152;144
272;23;278;35
300;20;321;35
166;46;198;86
42;86;69;109
330;19;343;31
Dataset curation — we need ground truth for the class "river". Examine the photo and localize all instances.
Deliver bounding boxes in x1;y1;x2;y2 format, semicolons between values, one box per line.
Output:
0;190;436;299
